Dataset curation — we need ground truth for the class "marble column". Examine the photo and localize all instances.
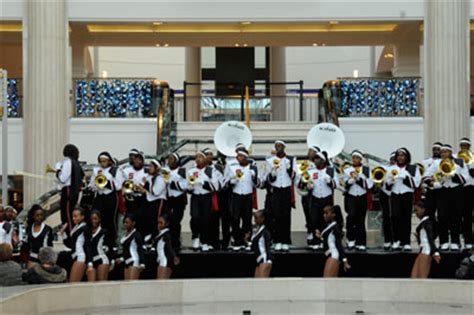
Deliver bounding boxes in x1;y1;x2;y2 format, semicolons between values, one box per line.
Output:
392;42;420;77
184;47;201;121
270;47;287;121
23;0;69;204
424;0;470;154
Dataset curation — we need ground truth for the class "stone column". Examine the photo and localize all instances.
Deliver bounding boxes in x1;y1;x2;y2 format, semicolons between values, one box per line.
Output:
392;42;420;77
270;47;287;121
23;0;69;204
184;47;201;121
424;0;470;153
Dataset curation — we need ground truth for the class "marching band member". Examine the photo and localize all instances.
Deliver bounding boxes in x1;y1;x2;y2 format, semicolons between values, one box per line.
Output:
55;144;85;233
118;151;148;236
187;150;220;252
385;148;421;251
424;144;468;251
59;206;91;282
155;214;179;279
411;201;441;278
164;153;188;251
87;210;111;282
225;148;259;250
380;152;396;250
24;205;53;268
251;210;273;278
142;159;167;240
343;150;373;251
457;138;473;250
214;151;232;250
89;151;119;245
297;150;338;250
265;140;294;252
316;205;350;277
118;214;145;280
421;142;442;232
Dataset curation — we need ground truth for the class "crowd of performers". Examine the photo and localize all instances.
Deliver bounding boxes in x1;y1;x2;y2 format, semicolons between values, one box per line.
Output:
0;137;473;281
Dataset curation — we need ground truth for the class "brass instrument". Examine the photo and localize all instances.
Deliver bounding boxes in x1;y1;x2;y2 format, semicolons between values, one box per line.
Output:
301;171;312;184
188;175;197;185
458;149;473;165
95;174;108;189
338;161;352;174
434;158;456;182
161;169;171;183
273;159;281;169
350;166;362;179
45;164;56;174
236;170;244;181
123;180;135;194
416;163;426;177
391;169;399;179
297;160;310;173
371;166;387;184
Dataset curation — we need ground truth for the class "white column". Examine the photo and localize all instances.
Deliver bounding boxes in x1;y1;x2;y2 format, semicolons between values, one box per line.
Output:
392;42;420;77
23;0;69;204
424;0;470;154
184;47;201;122
72;44;91;78
270;47;287;121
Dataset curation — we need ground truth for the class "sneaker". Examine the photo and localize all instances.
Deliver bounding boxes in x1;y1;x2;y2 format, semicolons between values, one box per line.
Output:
312;244;322;250
402;245;412;252
392;241;401;250
306;233;314;245
465;244;473;250
275;243;283;251
232;245;242;251
201;244;210;252
192;238;200;250
347;240;356;250
450;243;460;251
440;243;450;251
356;245;367;251
383;242;392;250
282;244;290;251
208;245;214;251
245;244;252;251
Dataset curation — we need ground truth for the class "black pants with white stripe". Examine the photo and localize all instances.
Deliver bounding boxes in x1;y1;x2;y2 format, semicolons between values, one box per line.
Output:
60;186;79;235
271;187;292;244
231;193;253;246
390;192;413;246
344;194;367;246
436;187;462;245
379;190;392;243
310;195;333;245
301;195;312;234
143;198;165;238
92;192;118;246
167;193;187;251
190;193;212;245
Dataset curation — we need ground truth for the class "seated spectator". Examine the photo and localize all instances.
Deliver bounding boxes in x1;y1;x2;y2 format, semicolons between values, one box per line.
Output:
23;247;67;284
455;252;474;280
0;243;24;286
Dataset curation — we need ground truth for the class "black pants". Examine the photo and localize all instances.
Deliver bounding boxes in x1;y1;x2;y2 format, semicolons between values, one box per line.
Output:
190;193;212;244
167;193;187;250
230;193;253;246
92;192;118;246
125;195;146;236
345;194;367;246
301;195;312;234
390;192;413;246
271;187;292;244
60;187;79;233
436;187;462;244
310;195;333;245
379;191;392;243
143;198;165;238
462;186;474;245
210;189;231;249
424;188;438;237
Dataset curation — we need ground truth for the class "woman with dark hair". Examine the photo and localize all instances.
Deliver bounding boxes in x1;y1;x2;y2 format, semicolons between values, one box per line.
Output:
118;214;145;280
87;210;111;282
251;210;273;278
24;205;53;268
316;205;350;277
55;144;85;233
155;214;178;279
385;148;421;251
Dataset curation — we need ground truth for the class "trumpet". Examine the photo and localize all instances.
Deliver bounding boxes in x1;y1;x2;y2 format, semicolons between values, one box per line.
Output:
350;167;362;179
391;169;399;179
301;171;312;184
235;170;244;181
161;169;171;183
458;149;473;165
338;161;352;174
371;166;387;184
45;164;56;174
273;159;281;169
297;160;310;173
123;180;136;194
95;174;108;189
188;175;198;185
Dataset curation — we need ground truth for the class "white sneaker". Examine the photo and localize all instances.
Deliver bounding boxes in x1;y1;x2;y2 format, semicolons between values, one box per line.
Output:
232;245;242;251
440;243;450;251
282;244;290;251
383;242;392;250
450;243;460;251
392;241;401;250
275;243;283;251
245;245;251;251
465;244;473;250
312;244;322;250
347;240;356;249
192;238;200;250
208;245;214;251
307;233;314;241
201;244;210;252
402;245;412;252
356;245;367;251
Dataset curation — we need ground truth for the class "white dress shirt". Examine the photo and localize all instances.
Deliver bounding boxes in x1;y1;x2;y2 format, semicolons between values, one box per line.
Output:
89;166;118;195
303;166;338;199
225;163;256;195
164;166;188;198
55;158;72;189
343;166;373;196
424;159;468;189
145;174;167;202
386;164;421;194
187;165;219;195
266;155;293;188
119;166;148;196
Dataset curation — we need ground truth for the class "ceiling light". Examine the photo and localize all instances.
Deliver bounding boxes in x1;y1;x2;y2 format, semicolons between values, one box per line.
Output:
164;43;169;47
156;43;161;47
235;43;240;47
384;53;394;59
312;43;318;46
329;21;339;25
153;22;163;25
241;21;251;25
243;43;248;47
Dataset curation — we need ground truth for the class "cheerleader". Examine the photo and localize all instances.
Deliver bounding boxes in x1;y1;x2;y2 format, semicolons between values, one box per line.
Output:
55;144;85;232
155;214;179;279
224;148;259;250
316;205;351;277
59;206;91;282
89;151;119;245
251;210;273;278
385;148;421;251
87;210;111;282
24;205;53;268
297;150;338;250
119;214;145;280
164;153;188;251
187;150;220;252
411;201;441;278
343;150;373;251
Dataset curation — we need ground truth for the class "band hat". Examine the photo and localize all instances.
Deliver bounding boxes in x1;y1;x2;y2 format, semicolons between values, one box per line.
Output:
309;145;321;153
396;148;408;155
196;150;207;158
274;140;286;147
98;151;112;162
432;142;443;149
316;151;326;161
202;148;213;154
150;159;161;168
351;150;364;159
135;151;145;160
129;148;139;155
170;152;181;163
236;149;249;158
235;143;247;150
390;151;396;158
441;144;453;151
459;138;471;146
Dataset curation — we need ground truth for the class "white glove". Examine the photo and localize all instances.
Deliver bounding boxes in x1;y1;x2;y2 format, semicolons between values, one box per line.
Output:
348;178;356;185
385;177;394;186
271;169;278;177
433;182;442;189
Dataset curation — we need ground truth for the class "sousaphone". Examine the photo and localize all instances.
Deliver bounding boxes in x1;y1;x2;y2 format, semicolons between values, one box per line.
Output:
214;121;252;157
306;122;345;158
